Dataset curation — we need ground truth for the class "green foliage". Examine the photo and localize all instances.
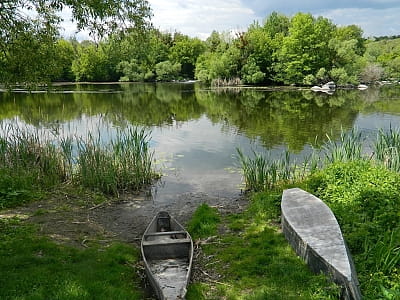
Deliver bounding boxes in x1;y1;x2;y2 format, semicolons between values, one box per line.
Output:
303;74;317;86
278;13;335;84
0;218;143;299
169;36;206;78
307;161;400;298
195;46;241;83
263;11;290;38
187;204;220;240
364;38;400;80
116;59;154;82
155;60;181;81
0;0;151;87
72;43;118;82
241;59;266;84
55;39;76;81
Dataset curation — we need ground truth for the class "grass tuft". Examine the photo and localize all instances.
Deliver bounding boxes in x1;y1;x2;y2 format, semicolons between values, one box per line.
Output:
187;203;220;240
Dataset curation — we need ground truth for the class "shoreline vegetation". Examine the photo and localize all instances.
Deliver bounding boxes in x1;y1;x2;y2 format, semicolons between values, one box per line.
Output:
1;11;400;89
2;126;400;298
0;124;158;209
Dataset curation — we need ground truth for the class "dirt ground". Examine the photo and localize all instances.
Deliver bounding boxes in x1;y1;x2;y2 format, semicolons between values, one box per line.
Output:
1;187;247;247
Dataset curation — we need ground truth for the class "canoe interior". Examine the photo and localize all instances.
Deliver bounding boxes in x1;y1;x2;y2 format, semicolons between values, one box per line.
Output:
142;212;193;300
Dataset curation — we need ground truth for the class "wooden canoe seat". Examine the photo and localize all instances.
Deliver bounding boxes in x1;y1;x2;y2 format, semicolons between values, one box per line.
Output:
142;237;191;247
144;231;187;238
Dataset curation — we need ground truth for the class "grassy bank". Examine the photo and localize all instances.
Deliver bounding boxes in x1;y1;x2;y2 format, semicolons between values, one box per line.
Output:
235;128;400;299
0;218;144;300
0;124;158;209
186;202;339;299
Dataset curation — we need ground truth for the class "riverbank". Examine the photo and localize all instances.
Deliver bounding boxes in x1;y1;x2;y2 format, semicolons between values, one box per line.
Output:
2;159;400;298
0;182;249;299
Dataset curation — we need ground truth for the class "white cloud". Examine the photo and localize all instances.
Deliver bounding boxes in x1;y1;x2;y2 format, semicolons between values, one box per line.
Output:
321;7;400;37
57;1;400;40
148;0;256;39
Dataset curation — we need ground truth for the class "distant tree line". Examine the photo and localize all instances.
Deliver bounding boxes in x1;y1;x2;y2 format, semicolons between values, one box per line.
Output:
1;8;400;87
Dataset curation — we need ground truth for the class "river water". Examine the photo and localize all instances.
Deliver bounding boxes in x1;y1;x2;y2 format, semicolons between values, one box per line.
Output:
1;83;400;206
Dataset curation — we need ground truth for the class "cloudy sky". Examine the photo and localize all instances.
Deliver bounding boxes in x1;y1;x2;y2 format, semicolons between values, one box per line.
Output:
61;0;400;40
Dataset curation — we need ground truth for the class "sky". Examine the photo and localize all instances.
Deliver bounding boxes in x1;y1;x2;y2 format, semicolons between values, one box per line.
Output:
60;0;400;40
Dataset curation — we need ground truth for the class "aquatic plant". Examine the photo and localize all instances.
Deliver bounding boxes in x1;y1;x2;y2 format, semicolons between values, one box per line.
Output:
75;128;155;195
237;128;366;192
374;127;400;172
0;123;157;207
237;149;300;191
322;128;363;164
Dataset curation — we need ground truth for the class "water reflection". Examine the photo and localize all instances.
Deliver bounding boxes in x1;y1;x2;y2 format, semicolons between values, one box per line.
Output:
1;83;400;201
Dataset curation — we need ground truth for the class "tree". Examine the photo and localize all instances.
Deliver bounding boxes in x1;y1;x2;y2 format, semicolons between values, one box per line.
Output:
263;11;290;38
169;36;206;78
54;39;76;81
155;61;181;81
0;0;151;86
277;13;335;84
71;42;118;82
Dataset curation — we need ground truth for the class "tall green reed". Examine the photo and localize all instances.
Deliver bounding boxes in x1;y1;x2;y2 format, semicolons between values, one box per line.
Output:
237;128;364;192
364;228;400;274
0;123;157;205
323;128;363;164
75;128;155;195
237;149;301;192
374;127;400;172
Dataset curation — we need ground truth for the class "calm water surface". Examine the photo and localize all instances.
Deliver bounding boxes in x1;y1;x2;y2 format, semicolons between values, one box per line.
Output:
1;83;400;204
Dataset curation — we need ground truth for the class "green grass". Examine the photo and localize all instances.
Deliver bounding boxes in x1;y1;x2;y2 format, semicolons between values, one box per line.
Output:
187;203;220;240
0;218;143;300
187;202;340;299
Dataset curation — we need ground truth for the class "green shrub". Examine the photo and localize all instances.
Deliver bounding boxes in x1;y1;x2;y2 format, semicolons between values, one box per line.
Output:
307;161;400;298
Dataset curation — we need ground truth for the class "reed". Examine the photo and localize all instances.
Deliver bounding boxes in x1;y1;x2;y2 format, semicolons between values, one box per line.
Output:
237;128;364;192
374;127;400;172
0;124;157;207
323;128;363;164
365;229;400;274
237;149;300;192
74;128;155;195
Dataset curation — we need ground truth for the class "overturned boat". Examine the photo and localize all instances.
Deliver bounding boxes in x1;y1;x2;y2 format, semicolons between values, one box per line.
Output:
281;188;361;300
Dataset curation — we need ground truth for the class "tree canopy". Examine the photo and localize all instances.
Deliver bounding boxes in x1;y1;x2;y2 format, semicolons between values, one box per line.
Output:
1;7;400;87
0;0;151;87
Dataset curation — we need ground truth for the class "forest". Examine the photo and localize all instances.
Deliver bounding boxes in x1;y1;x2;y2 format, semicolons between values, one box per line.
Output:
1;4;399;88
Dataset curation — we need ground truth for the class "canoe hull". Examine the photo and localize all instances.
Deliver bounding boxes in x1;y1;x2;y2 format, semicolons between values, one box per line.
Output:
281;188;361;300
141;212;193;300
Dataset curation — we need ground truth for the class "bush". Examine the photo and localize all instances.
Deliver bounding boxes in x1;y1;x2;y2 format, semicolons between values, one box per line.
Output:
307;161;400;298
